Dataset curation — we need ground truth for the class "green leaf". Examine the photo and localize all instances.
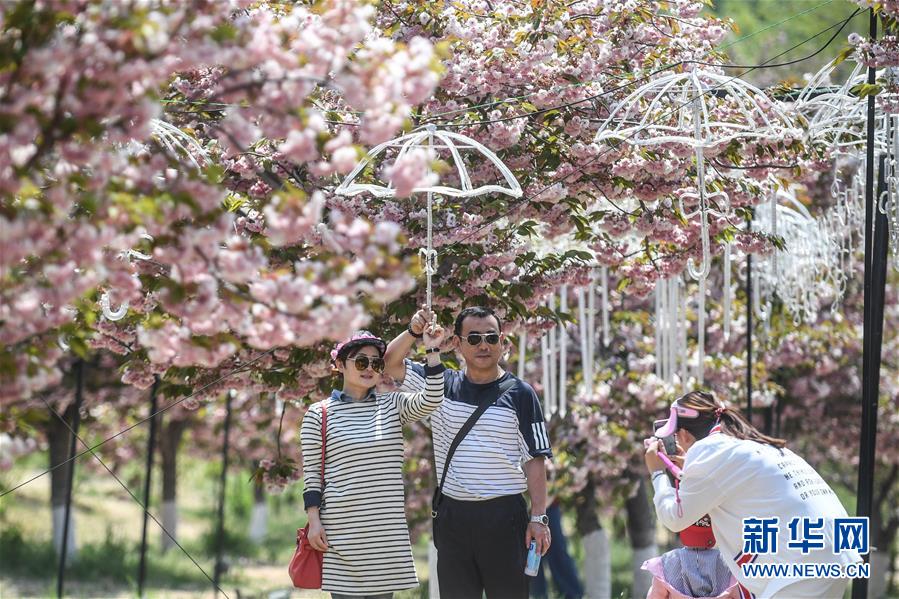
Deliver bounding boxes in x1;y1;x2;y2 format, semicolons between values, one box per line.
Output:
210;23;238;43
833;45;855;67
204;164;225;183
68;336;90;359
850;82;883;98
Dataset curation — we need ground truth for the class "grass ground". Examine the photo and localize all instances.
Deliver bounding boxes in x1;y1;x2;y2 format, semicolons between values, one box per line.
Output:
0;454;630;599
1;452;434;598
3;452;639;598
3;450;889;598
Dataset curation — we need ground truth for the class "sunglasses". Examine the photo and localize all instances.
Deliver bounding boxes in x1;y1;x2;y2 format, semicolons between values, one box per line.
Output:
350;355;385;373
463;332;500;346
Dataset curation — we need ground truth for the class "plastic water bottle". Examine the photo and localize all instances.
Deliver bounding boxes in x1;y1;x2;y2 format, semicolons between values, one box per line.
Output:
524;540;541;576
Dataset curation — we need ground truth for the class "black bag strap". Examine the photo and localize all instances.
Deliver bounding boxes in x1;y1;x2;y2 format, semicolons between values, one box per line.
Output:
431;375;517;518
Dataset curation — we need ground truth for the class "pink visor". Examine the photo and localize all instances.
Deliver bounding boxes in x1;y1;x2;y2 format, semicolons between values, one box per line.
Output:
330;333;386;361
653;403;701;438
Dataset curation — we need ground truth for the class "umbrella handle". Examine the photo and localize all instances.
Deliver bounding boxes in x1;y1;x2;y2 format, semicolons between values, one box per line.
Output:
423;182;436;311
419;248;438;310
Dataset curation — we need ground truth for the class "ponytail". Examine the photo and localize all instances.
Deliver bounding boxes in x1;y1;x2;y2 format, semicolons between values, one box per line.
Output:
677;391;787;449
717;405;786;448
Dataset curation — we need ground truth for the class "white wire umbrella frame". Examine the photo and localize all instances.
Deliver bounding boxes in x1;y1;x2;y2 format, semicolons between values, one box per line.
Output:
595;68;799;281
877;114;899;270
751;187;848;325
595;69;798;149
101;119;211;322
799;58;899;272
595;68;798;384
335;125;523;309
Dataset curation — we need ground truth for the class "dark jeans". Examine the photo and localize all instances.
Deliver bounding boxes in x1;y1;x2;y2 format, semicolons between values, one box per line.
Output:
530;502;584;599
331;594;393;599
435;494;530;599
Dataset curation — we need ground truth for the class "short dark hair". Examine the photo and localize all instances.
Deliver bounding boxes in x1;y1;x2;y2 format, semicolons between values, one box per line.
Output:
454;306;502;336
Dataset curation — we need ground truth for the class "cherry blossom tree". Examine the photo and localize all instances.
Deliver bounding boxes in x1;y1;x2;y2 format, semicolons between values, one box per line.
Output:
1;0;441;563
0;0;440;411
8;2;893;595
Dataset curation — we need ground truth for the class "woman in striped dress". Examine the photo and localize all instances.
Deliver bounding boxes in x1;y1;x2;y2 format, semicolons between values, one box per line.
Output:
300;325;446;598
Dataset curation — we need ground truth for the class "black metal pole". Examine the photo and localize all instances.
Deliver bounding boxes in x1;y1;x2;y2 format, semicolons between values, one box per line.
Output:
852;11;881;591
774;398;782;439
137;377;160;598
57;359;84;599
853;151;889;598
213;390;233;596
746;249;753;423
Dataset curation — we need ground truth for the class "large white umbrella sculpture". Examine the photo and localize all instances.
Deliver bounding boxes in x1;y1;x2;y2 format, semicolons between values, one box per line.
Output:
796;59;868;145
799;59;899;271
879;115;899;264
99;118;211;323
751;187;853;327
594;68;798;384
335;124;522;311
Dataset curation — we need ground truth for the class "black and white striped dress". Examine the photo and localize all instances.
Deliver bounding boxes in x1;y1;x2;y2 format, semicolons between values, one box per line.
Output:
300;365;445;595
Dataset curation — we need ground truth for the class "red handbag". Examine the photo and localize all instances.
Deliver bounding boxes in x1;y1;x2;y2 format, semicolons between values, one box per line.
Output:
289;401;327;589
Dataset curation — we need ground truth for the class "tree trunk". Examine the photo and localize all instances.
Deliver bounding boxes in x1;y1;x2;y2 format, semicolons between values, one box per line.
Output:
47;405;77;562
870;551;890;599
428;539;441;599
870;465;899;598
626;475;657;599
576;481;611;599
248;481;268;544
159;417;187;552
887;541;897;598
870;509;899;598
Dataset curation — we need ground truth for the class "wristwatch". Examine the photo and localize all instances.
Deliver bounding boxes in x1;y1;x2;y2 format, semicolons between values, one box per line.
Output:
407;324;423;339
530;514;549;526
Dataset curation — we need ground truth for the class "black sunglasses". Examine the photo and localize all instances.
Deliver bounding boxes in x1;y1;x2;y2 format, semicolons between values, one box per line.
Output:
350;355;385;373
464;332;500;346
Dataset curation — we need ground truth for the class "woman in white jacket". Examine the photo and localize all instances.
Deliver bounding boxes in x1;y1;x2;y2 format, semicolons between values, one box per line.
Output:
644;391;862;599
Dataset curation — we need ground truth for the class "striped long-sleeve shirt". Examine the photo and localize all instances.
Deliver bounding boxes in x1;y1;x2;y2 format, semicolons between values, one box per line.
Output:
400;359;552;501
300;364;445;594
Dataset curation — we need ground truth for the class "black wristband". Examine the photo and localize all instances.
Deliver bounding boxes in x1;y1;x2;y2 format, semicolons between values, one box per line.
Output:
425;346;441;354
407;325;423;339
423;363;446;376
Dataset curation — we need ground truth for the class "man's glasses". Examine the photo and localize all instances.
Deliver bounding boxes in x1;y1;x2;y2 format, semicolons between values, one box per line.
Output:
351;355;385;373
464;333;500;346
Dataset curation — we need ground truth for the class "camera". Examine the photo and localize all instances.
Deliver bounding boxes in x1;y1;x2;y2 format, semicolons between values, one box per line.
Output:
652;419;680;483
653;419;677;455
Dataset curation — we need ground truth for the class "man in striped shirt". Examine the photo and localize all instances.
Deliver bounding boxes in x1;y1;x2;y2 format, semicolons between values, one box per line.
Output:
384;306;552;599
